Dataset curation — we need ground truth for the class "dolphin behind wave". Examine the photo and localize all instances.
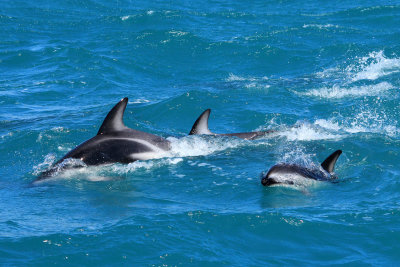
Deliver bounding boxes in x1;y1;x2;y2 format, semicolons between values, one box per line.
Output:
189;109;274;140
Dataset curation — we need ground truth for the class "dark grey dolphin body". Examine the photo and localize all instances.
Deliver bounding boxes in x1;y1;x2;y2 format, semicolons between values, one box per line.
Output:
189;109;274;140
261;150;342;186
36;98;170;180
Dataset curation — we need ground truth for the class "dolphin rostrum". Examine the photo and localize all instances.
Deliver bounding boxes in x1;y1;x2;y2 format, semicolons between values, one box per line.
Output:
261;150;342;186
189;109;274;140
36;97;170;180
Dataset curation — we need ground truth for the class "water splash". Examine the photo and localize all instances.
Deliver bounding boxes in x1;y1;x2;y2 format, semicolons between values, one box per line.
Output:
167;135;243;157
277;122;342;141
315;110;399;137
32;154;56;175
308;51;400;100
347;51;400;81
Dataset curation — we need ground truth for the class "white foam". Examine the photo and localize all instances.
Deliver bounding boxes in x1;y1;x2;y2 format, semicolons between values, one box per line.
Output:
167;136;242;157
302;82;393;99
110;158;183;175
315;112;399;137
226;73;249;82
57;146;71;152
347;51;400;81
302;24;339;29
128;99;149;104
51;126;67;132
278;123;342;141
169;30;188;37
345;110;399;137
314;119;341;131
226;73;269;82
226;73;270;90
33;154;56;175
57;167;113;182
315;67;338;78
121;12;155;21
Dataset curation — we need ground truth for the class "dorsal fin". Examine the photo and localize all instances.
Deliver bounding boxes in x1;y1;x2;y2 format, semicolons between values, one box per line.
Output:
97;97;128;135
189;109;213;135
321;150;342;173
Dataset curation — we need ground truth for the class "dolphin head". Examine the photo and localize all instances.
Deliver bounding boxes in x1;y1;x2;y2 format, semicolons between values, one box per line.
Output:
260;165;296;186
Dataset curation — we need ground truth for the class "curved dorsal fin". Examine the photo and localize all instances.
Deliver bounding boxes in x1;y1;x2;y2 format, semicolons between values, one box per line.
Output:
321;150;342;173
189;109;213;135
97;97;128;135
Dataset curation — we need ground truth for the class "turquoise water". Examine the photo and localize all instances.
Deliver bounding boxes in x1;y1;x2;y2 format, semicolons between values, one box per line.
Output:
1;0;400;265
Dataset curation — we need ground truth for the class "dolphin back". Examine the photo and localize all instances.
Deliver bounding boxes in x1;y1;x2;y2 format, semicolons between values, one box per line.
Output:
321;150;342;173
189;109;273;140
189;109;213;135
97;97;128;135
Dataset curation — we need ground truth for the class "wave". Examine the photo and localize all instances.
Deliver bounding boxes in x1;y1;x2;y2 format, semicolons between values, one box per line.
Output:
302;50;400;101
302;24;339;29
120;10;160;21
301;82;393;99
315;111;399;137
226;73;270;90
271;104;399;141
128;99;150;104
339;51;399;82
315;50;400;83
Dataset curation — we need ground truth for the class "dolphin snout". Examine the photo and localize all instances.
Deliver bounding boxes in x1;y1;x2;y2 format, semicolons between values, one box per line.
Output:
261;176;278;186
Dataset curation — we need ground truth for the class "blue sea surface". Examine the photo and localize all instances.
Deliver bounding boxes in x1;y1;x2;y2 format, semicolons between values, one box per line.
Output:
1;0;400;265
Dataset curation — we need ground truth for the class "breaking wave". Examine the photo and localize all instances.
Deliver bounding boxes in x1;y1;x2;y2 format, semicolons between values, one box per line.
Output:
277;123;342;141
347;51;400;81
304;51;400;100
302;82;393;99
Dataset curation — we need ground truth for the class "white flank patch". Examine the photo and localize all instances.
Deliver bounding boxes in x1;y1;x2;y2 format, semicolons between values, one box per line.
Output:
268;172;320;187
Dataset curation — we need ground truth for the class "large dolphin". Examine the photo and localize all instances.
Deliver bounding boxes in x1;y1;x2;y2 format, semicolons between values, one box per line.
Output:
189;109;274;140
36;97;170;180
261;150;342;186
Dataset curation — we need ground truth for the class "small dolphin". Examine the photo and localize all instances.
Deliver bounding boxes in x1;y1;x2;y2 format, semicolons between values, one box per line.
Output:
36;97;170;180
261;150;342;186
189;109;274;140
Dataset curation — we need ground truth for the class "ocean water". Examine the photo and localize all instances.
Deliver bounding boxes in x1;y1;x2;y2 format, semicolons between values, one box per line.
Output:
1;0;400;265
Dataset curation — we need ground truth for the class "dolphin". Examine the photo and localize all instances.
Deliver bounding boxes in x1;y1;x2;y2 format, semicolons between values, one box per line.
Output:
261;150;342;186
189;109;274;140
36;97;170;180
